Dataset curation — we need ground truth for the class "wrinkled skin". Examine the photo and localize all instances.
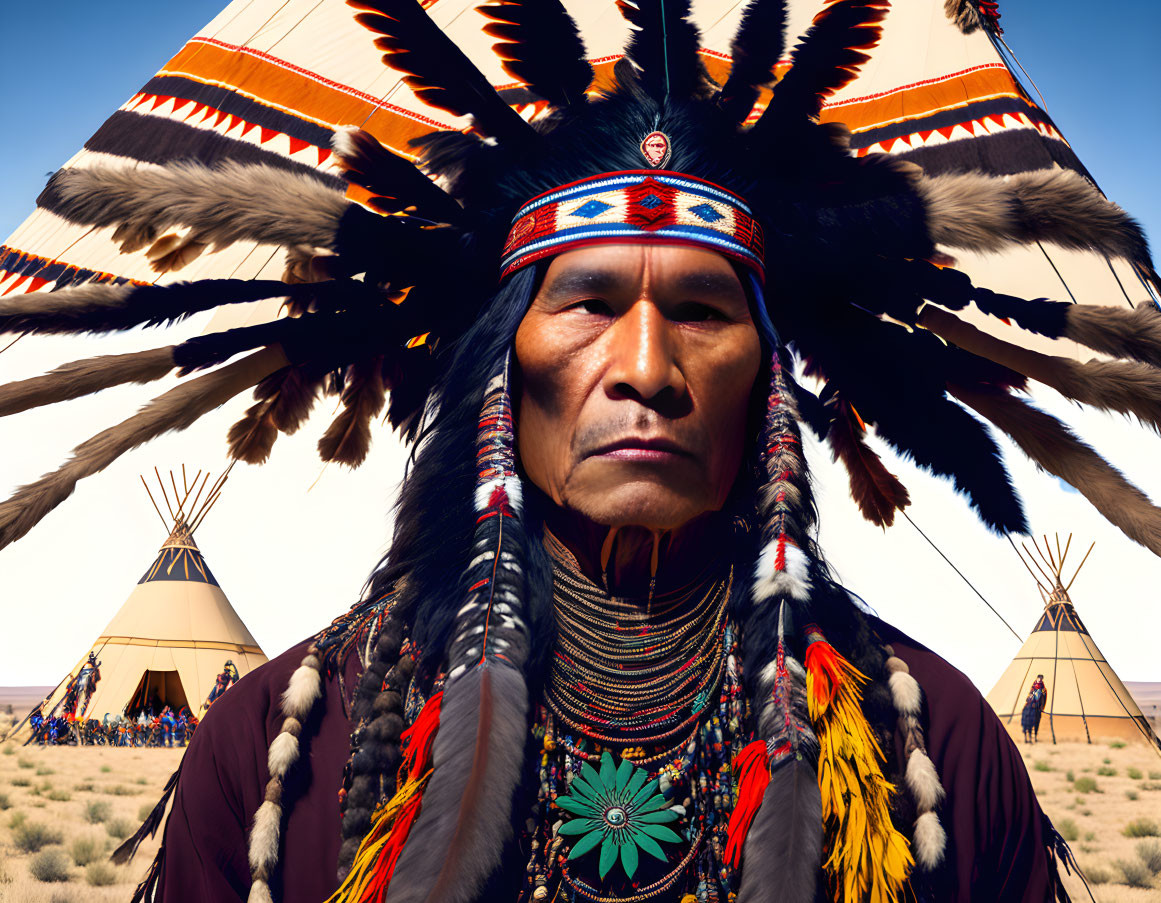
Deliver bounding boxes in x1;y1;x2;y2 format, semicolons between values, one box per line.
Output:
514;243;762;588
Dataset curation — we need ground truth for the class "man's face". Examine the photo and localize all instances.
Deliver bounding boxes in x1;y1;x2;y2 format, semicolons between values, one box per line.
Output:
515;243;762;531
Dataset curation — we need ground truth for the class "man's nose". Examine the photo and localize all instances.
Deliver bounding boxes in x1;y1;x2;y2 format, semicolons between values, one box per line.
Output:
604;300;687;407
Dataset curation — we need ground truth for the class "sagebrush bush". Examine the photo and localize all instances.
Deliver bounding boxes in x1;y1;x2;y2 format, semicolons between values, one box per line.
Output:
1115;858;1153;888
70;835;105;867
47;789;71;802
1138;839;1161;874
1085;863;1112;885
9;810;27;828
1065;770;1075;782
105;817;135;840
1126;790;1139;800
99;765;111;774
1097;766;1117;777
1150;770;1161;780
138;802;156;821
101;784;140;796
83;800;112;824
28;848;71;883
1073;776;1099;793
1127;767;1143;780
73;782;94;792
1057;818;1080;841
1124;818;1161;838
85;861;118;887
11;776;31;787
14;819;65;852
2;744;14;755
0;792;9;810
36;766;55;776
1109;740;1127;749
1033;760;1051;772
17;757;34;769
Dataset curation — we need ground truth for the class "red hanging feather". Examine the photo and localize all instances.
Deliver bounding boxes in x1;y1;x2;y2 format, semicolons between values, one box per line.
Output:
401;691;442;775
725;739;771;867
803;625;845;712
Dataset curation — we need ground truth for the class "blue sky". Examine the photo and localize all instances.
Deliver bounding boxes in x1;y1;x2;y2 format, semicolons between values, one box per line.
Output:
0;1;1157;245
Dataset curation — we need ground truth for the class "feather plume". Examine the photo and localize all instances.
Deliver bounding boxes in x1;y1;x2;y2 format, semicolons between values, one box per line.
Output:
318;358;387;466
763;0;887;123
50;161;350;253
944;0;983;33
111;766;181;864
479;0;593;108
0;346;287;551
616;0;707;101
110;220;158;255
0;346;175;417
331;127;464;223
349;0;533;144
920;306;1161;433
736;759;822;903
228;397;281;465
1065;303;1161;368
951;384;1161;557
718;0;787;124
145;233;209;273
826;397;910;527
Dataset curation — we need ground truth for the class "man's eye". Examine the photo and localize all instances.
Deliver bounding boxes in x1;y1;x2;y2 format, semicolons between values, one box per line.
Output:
672;302;726;322
570;298;614;315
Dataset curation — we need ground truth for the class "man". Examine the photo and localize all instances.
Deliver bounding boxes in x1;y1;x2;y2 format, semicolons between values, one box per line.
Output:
4;1;1159;901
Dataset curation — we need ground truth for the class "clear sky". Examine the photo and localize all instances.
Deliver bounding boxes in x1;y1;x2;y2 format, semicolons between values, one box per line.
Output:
0;2;1159;695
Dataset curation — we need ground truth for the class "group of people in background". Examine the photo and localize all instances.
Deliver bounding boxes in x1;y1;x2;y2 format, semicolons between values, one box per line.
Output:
28;705;199;747
1021;675;1048;743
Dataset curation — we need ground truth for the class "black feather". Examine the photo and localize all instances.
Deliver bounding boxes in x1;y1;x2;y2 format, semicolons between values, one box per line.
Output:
761;0;886;125
616;0;707;102
719;0;787;124
349;0;533;145
479;1;593;108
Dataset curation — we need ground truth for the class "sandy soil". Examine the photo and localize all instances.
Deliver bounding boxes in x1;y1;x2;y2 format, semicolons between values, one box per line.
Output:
0;740;181;902
1020;738;1161;901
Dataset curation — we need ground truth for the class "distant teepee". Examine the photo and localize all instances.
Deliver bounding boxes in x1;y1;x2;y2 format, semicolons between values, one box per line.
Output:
986;536;1160;749
11;468;267;740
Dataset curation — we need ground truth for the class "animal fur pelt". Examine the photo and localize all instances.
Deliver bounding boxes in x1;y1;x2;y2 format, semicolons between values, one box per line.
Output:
826;396;911;527
952;384;1161;557
920;306;1161;433
350;0;534;145
318;357;387;466
0;346;175;417
479;0;594;108
48;161;350;253
918;169;1158;285
617;0;707;102
1064;303;1161;368
943;0;983;33
331;127;465;223
0;346;287;551
718;0;787;124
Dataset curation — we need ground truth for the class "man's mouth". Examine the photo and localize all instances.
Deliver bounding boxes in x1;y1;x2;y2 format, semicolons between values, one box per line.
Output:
587;437;690;462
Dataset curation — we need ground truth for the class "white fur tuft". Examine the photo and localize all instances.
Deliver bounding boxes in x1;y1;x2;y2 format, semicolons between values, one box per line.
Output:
247;800;282;873
753;540;812;602
474;476;523;514
905;749;946;812
889;669;923;715
248;878;274;903
267;730;300;779
331;125;361;158
280;659;322;719
913;810;947;870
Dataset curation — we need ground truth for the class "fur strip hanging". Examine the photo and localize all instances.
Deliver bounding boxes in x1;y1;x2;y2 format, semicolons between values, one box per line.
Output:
804;625;913;902
826;395;911;527
50;161;350;253
0;346;176;417
884;652;947;871
349;0;534;145
616;0;707;102
1063;303;1161;368
718;0;787;124
384;361;531;903
950;384;1161;557
479;0;594;109
920;305;1161;433
249;647;325;903
318;357;388;467
917;169;1156;282
0;345;288;551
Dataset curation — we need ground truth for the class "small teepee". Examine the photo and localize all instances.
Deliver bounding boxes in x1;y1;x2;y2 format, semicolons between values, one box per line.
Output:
986;536;1160;748
14;468;267;737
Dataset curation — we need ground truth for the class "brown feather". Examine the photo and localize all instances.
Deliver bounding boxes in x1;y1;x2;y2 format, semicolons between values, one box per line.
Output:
0;346;175;417
145;234;208;273
0;346;288;551
920;306;1161;433
1064;304;1161;368
826;399;910;527
228;366;324;464
951;384;1161;557
317;357;386;466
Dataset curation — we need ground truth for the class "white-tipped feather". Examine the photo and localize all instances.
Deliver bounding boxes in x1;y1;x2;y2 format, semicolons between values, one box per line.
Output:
905;749;946;812
913;810;948;870
267;731;300;778
248;801;282;873
753;540;812;601
473;476;523;514
281;657;322;718
331;125;361;158
888;669;923;715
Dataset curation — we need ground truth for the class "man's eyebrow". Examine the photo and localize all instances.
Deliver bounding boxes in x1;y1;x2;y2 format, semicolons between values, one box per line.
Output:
672;271;746;299
539;268;622;299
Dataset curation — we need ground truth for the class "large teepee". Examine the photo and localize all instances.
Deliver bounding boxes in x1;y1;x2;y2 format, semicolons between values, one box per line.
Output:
12;469;267;738
986;536;1160;748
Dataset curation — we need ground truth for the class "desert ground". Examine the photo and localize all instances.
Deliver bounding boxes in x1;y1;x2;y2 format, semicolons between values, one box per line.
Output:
0;705;1158;900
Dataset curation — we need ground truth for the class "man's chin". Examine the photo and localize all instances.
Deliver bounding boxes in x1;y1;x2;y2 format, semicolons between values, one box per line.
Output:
563;486;712;533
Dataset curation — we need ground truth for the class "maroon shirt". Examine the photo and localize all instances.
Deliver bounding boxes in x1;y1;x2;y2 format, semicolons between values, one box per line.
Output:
154;624;1062;902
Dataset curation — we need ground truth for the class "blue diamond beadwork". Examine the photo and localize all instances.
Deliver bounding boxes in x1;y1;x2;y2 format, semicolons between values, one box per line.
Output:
687;203;723;222
639;194;663;209
572;199;613;219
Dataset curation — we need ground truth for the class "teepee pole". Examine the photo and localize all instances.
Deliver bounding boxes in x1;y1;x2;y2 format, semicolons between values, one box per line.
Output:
1064;542;1096;593
140;476;170;531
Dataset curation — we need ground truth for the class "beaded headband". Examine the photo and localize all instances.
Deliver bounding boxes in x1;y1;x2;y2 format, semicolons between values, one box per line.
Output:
500;170;766;282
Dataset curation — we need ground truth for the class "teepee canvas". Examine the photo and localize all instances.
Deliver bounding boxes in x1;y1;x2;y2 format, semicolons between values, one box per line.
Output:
14;470;267;737
986;536;1160;748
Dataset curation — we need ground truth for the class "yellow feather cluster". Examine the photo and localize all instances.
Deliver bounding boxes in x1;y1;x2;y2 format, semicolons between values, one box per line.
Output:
808;655;913;903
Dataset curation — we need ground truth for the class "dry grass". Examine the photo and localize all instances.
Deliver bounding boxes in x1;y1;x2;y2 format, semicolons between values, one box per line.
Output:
0;740;181;901
1019;738;1161;901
